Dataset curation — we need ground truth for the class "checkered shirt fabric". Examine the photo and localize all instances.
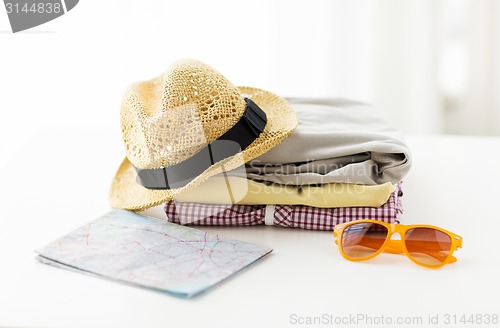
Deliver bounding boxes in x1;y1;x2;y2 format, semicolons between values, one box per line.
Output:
164;183;403;231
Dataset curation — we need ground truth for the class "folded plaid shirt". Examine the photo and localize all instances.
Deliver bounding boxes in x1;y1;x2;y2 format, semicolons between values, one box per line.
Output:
164;183;403;231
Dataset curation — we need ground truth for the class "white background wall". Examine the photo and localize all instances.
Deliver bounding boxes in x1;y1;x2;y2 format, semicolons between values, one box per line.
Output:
1;0;499;167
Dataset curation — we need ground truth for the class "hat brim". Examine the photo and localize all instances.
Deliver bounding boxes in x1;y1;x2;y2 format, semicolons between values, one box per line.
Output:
109;86;298;211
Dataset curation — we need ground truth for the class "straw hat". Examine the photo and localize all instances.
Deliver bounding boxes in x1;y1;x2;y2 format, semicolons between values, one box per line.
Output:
109;59;298;211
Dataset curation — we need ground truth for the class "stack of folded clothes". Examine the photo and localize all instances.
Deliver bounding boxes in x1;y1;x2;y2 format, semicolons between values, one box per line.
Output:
164;98;411;230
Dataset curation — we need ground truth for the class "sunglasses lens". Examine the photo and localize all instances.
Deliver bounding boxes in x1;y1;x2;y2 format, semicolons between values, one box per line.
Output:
341;222;388;259
405;228;452;266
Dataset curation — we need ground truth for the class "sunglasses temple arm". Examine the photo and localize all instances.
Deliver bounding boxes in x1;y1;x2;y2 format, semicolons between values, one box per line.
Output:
383;239;405;254
334;230;339;245
364;239;457;263
385;240;457;263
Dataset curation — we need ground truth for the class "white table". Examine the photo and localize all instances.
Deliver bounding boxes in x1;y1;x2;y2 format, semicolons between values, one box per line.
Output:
1;128;499;328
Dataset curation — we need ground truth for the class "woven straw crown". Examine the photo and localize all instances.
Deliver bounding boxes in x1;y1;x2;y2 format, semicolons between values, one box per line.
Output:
122;59;248;169
110;59;298;211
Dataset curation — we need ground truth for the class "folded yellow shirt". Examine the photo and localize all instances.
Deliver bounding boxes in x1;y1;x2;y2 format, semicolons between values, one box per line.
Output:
175;176;393;208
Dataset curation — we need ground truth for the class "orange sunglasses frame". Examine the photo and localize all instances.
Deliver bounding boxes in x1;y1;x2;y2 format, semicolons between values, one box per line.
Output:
334;220;463;269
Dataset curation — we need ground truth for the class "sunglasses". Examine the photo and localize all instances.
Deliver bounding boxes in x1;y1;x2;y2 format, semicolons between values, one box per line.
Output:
334;220;462;268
